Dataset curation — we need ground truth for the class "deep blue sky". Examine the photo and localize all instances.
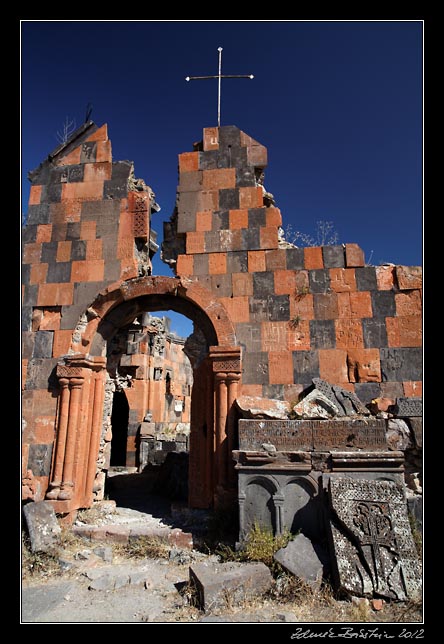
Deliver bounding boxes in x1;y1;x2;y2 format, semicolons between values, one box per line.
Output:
21;20;423;337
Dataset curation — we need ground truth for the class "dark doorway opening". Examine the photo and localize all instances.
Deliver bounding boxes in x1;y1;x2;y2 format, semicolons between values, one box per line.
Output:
110;390;129;466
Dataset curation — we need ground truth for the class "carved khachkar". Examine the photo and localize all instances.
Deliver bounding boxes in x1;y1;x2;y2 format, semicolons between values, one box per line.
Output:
327;478;422;600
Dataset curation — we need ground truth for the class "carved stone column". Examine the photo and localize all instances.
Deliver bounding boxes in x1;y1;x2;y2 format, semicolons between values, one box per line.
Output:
273;492;285;536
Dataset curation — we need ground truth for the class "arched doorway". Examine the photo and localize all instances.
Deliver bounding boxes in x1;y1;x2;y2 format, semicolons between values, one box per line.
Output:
110;391;130;467
45;276;241;515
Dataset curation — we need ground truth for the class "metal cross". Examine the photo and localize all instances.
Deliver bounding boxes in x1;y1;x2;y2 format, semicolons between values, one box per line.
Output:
185;47;254;127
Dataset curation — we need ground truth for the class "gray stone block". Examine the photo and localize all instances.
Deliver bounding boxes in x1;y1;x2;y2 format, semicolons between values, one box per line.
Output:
46;261;72;283
219;125;241;148
407;496;422;532
253;271;274;297
322;245;345;268
25;358;58;390
219;188;239;210
354;382;382;405
33;331;54;358
236;165;256;187
242;227;260;250
26;204;50;225
407;417;422;448
23;501;61;553
248;208;266;227
73;281;104;306
262;384;285;400
293;351;320;382
380;348;422;382
274;534;325;589
286;247;304;270
67;164;84;182
41;183;62;203
22;332;35;358
103;180;125;200
308;269;330;293
51;224;68;241
242;351;269;385
41;241;58;263
213;210;229;230
178;171;203;192
104;259;121;281
395;397;422;417
362;318;388;348
189;561;272;612
355;267;377;291
110;160;132;182
371;291;396;318
193;253;209;276
22;306;33;332
309;320;336;349
211;274;232;297
227;251;248;273
81;199;120;222
199;150;219;170
177;209;197;234
23;284;38;307
269;295;290;321
27;443;54;476
66;222;81;240
80;141;97;163
59;304;84;330
21;263;30;285
22;224;38;243
380;382;404;399
235;322;263;353
70;239;87;260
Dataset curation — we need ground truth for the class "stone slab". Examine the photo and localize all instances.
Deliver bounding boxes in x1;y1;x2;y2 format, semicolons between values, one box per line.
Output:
274;534;325;589
189;561;272;612
394;397;422;418
23;501;61;553
327;477;421;600
407;417;422;448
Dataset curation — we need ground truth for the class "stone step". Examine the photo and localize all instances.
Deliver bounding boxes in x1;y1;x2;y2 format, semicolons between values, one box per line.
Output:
73;523;193;549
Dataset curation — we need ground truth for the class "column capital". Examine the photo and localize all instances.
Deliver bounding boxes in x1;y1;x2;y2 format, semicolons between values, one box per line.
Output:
209;345;241;375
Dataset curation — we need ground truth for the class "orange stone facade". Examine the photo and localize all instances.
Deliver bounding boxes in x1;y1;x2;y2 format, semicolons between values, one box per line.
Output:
21;122;422;514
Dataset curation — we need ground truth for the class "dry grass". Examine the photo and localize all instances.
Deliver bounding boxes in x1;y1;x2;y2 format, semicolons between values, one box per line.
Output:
21;532;62;581
113;536;170;560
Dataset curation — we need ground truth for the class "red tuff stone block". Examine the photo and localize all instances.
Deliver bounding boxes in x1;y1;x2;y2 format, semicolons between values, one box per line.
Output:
386;317;400;347
22;360;28;389
56;147;81;166
83;162;112;182
376;265;395;290
247;143;268;167
23;243;42;264
287;320;311;351
35;225;52;243
345;243;365;267
319;349;348;383
56;241;72;262
232;273;253;297
30;264;48;285
248;250;266;272
50;200;82;224
229;209;248;229
71;260;105;282
337;293;352;318
203;168;236;190
314;293;339;319
86;124;108;142
29;185;42;206
209;253;227;275
96;140;112;163
186;231;206;254
37;283;74;306
80;221;97;240
203;127;219;151
260;227;279;250
403;381;422;397
239;186;263;208
368;397;394;413
398;316;422;347
304;247;324;269
349;292;373;318
290;293;314;321
53;330;73;355
196;211;213;231
265;207;282;227
283;384;305;403
86;239;103;260
395;291;422;317
329;268;357;292
240;384;263;397
294;270;309;293
197;190;219;211
268;351;294;384
34;417;56;443
265;249;286;271
62;181;104;201
179;151;199;173
219;296;250;323
347;349;381;383
261;321;288;352
274;270;297;295
396;265;422;290
39;309;61;331
176;255;194;276
335;319;364;349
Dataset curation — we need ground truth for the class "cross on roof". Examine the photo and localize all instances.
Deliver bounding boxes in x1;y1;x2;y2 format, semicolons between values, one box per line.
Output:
185;47;254;127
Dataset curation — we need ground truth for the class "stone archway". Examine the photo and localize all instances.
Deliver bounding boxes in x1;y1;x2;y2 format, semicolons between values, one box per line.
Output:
46;276;241;515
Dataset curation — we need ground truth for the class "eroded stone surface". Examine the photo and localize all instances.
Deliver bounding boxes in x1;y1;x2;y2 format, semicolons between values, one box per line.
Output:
274;534;325;589
23;501;61;553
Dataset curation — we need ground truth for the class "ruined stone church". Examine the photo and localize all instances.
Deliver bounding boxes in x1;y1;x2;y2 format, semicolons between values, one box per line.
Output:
22;121;422;599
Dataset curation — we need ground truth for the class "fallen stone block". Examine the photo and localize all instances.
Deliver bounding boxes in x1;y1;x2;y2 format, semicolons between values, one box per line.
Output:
235;396;291;420
23;500;61;553
189;561;272;612
273;534;325;590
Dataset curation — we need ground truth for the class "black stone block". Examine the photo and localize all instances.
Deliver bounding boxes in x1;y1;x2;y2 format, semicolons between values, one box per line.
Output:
322;245;345;268
227;251;248;274
193;254;209;276
371;291;396;318
26;204;51;226
285;247;304;270
104;259;121;281
28;444;54;476
59;304;84;330
269;295;290;321
21;264;30;285
25;358;58;390
199;150;219;170
292;351;320;382
248;208;266;227
81;199;121;222
213;210;229;230
33;331;54;358
262;384;285;401
40;241;58;264
80;141;97;163
22;306;33;332
309;270;330;294
23;284;38;307
219;126;241;149
394;397;422;417
242;351;269;385
71;240;87;261
230;147;249;170
127;422;140;437
22;332;35;359
73;281;104;306
355;267;377;291
103;180;125;200
235;322;263;353
354;382;382;405
242;227;260;250
66;223;81;240
236;166;256;187
211;274;232;297
309;320;336;349
51;224;68;242
380;347;423;382
362;318;388;348
219;189;239;210
253;271;274;297
111;160;132;182
46;262;71;284
41;183;62;203
67;165;84;182
22;225;38;243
